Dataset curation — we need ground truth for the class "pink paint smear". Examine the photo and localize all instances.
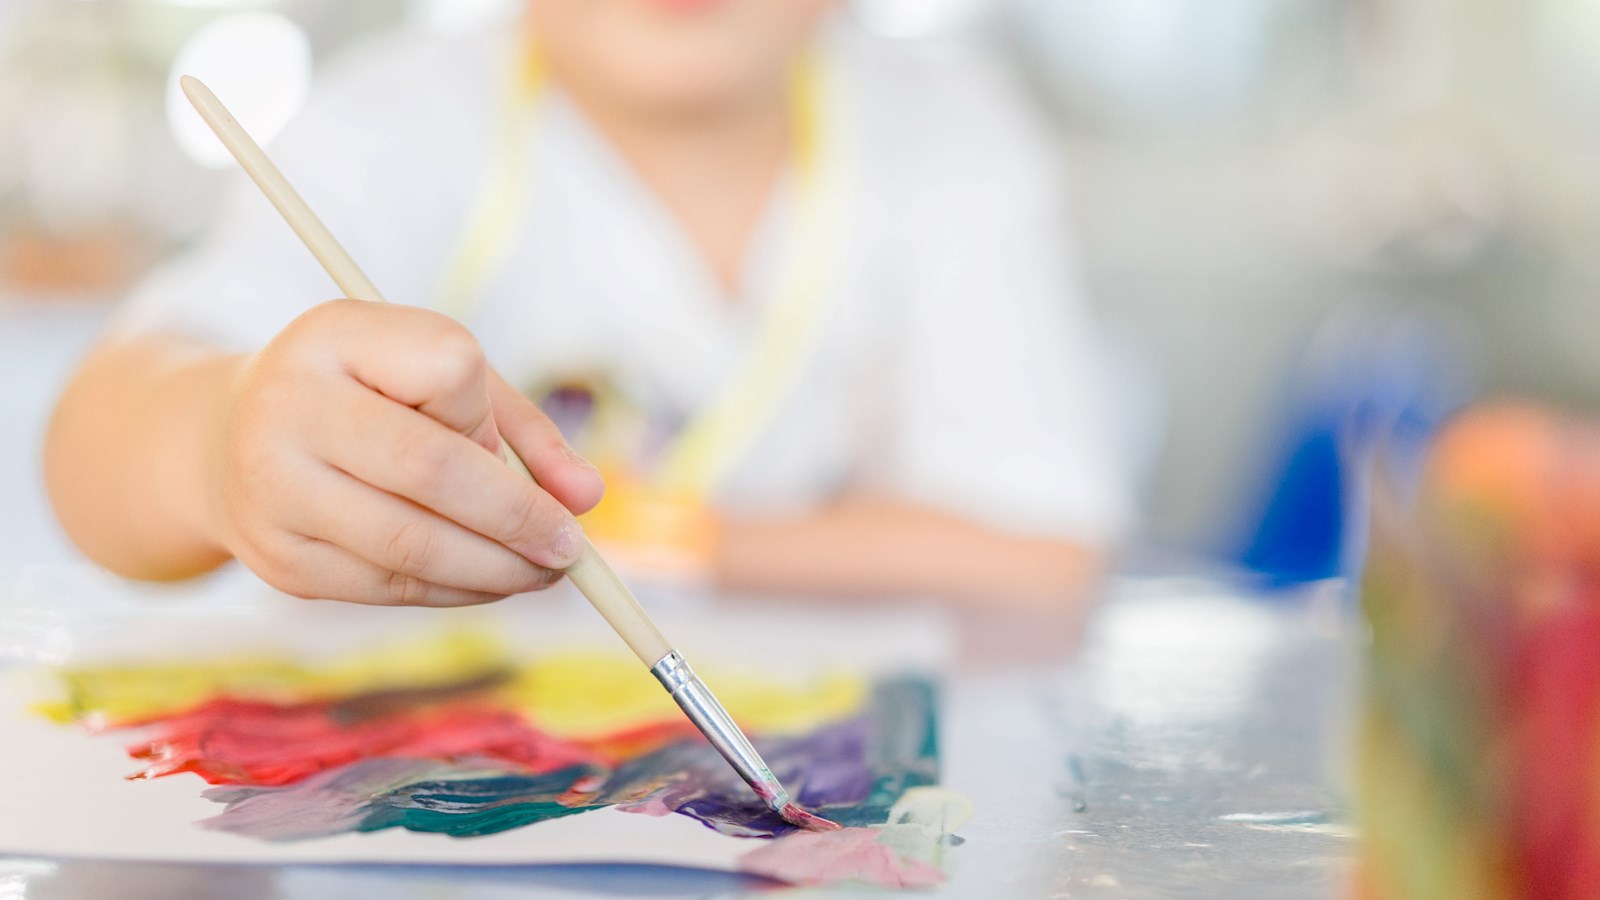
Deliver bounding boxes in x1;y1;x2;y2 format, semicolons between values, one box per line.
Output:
737;827;946;888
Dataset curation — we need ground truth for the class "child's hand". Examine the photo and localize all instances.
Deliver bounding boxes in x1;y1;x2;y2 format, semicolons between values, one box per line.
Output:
208;300;604;606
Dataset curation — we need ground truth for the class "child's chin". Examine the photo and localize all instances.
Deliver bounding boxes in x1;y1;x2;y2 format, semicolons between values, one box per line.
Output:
612;59;780;116
635;0;730;14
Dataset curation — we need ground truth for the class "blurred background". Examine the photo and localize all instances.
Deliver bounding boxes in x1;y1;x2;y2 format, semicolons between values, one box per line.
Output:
3;0;1595;575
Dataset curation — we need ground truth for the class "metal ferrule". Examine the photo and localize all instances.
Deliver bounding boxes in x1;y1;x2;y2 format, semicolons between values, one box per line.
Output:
650;650;791;811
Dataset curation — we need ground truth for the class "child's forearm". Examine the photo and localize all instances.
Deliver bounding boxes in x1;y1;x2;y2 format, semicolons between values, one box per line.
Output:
45;334;245;580
713;497;1108;609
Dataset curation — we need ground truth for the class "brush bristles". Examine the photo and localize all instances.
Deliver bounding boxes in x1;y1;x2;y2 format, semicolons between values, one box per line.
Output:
778;802;843;832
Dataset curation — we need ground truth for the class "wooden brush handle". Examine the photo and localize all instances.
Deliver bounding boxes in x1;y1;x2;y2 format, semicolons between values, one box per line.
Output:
182;75;674;670
498;448;671;665
180;76;385;304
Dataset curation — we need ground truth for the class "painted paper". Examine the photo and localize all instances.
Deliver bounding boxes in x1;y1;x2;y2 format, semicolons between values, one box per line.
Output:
2;630;965;887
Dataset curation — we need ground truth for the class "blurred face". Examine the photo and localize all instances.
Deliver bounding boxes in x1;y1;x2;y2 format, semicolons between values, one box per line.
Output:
526;0;836;117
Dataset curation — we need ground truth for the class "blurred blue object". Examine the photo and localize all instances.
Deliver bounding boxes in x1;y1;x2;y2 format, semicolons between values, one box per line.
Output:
1236;304;1476;588
1240;423;1345;586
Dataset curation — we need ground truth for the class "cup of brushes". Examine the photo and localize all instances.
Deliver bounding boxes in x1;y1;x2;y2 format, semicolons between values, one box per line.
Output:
177;75;836;832
1356;402;1600;899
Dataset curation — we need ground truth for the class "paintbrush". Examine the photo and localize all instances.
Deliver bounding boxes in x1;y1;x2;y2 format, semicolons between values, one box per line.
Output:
179;75;836;832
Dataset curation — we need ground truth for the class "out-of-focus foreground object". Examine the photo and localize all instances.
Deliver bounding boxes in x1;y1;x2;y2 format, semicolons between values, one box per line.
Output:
1357;402;1600;899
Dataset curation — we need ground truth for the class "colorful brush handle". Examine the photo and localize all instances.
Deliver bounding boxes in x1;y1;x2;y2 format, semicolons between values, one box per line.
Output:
1356;402;1600;900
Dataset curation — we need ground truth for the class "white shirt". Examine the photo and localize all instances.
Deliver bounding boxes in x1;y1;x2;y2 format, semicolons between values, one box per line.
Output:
119;23;1132;544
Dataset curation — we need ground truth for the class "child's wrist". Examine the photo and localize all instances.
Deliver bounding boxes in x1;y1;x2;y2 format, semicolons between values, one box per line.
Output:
194;351;257;559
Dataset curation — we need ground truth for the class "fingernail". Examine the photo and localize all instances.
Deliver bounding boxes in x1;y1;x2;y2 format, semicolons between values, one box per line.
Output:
552;520;584;566
560;444;598;473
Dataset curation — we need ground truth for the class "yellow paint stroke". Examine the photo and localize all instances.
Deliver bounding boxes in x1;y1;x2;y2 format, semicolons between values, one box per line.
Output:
33;631;509;725
502;651;867;738
34;631;868;738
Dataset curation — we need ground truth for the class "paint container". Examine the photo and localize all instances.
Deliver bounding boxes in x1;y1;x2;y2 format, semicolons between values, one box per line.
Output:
1355;402;1600;899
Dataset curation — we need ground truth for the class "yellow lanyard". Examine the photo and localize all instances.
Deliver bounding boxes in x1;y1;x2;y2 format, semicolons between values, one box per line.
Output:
432;43;850;502
432;48;546;324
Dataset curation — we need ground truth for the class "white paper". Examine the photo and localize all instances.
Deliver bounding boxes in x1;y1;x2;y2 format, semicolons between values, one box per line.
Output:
0;591;952;867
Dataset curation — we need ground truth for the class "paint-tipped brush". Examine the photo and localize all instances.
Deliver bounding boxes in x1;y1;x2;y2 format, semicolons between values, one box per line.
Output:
179;74;837;832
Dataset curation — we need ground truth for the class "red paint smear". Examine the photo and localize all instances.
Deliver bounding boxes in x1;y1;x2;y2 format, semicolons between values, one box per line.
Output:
125;698;605;786
577;719;699;762
738;827;944;888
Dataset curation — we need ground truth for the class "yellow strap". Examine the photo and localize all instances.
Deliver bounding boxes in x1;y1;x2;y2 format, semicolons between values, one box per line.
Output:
434;46;850;501
432;51;545;322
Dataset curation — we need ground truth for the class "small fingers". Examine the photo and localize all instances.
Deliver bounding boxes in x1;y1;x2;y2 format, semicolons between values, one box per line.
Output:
249;533;512;608
289;462;566;595
489;371;605;515
311;383;586;569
